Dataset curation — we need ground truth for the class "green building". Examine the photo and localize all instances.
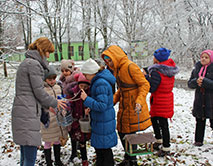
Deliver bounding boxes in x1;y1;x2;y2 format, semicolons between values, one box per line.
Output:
7;41;98;62
49;41;99;61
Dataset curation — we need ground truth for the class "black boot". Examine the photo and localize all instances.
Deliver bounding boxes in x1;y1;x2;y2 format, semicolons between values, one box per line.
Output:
53;144;64;166
44;149;53;166
153;142;161;150
157;149;170;157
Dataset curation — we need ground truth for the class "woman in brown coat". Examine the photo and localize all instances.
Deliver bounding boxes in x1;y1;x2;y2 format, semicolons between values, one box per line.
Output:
101;45;152;166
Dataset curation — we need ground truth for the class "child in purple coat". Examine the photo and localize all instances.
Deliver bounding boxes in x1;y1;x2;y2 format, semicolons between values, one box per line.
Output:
66;72;91;166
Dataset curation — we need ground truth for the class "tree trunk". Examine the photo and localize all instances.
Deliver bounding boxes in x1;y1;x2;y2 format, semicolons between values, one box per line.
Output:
68;41;71;59
54;41;59;61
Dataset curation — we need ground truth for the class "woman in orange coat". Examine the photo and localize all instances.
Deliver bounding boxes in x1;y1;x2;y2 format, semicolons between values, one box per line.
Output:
101;45;152;166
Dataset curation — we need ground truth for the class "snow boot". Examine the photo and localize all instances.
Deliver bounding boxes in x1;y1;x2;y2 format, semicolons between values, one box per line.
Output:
193;142;203;147
153;139;163;150
53;144;64;166
153;142;161;150
44;148;53;166
157;149;170;157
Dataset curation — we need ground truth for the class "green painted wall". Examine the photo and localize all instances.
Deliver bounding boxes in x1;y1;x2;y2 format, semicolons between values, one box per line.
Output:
49;42;98;61
7;42;98;62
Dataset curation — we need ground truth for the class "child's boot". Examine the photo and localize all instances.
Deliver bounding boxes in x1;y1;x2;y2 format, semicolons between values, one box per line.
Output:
153;139;162;150
44;148;53;166
53;144;64;166
82;160;89;166
193;142;203;147
157;147;170;157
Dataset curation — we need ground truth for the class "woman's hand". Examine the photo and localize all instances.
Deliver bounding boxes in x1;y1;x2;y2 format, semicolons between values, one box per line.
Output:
57;99;67;110
135;103;141;113
80;89;88;101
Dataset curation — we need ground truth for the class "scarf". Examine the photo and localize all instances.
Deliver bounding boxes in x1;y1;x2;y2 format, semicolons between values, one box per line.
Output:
198;65;209;77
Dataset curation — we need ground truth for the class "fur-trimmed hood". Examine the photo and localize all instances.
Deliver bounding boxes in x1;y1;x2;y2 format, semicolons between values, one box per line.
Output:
148;59;179;77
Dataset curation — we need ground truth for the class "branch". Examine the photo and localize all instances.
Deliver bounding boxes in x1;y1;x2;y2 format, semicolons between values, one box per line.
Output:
14;0;60;18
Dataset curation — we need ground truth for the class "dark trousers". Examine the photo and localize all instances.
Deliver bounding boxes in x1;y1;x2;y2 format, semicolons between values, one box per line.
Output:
195;118;213;143
151;117;170;148
118;132;137;161
71;139;87;160
195;118;206;143
95;148;114;166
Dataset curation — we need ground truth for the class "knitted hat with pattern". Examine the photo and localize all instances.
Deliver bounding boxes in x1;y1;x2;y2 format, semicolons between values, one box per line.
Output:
61;59;75;72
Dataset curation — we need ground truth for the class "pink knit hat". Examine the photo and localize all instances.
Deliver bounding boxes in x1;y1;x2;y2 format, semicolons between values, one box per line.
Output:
74;72;90;85
198;50;213;77
201;50;213;63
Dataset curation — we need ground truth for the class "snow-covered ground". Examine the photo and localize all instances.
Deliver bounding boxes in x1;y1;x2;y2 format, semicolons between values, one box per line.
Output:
0;62;212;166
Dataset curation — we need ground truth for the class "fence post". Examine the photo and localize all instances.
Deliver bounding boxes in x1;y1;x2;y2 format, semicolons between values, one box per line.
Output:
3;60;8;77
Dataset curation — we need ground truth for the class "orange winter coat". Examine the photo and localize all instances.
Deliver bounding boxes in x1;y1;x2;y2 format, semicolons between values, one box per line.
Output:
101;45;152;133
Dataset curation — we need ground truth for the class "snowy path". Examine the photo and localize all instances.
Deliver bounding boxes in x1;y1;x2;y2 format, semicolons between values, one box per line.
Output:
0;66;212;166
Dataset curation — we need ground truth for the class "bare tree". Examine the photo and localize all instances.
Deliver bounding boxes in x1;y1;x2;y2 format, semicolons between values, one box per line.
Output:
37;0;67;61
113;0;150;58
183;0;213;64
80;0;89;60
16;0;32;49
66;0;74;59
137;0;213;66
95;0;117;51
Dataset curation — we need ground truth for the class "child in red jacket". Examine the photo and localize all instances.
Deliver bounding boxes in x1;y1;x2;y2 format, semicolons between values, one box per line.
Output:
144;48;179;157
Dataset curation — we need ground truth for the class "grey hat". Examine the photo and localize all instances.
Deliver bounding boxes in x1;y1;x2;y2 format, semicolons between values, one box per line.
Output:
44;66;57;80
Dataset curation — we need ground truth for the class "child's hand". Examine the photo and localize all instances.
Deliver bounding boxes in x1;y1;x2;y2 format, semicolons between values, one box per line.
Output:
197;76;204;87
49;107;56;115
80;89;88;101
61;110;67;116
142;69;147;75
85;108;90;115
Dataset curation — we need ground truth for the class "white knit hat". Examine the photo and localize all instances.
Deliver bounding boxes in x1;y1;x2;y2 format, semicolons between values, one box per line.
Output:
81;58;100;74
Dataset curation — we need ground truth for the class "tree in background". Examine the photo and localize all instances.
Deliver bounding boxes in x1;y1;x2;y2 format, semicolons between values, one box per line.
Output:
1;0;213;66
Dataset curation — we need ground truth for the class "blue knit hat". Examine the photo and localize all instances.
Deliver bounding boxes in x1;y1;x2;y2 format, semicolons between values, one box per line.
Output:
154;48;171;62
